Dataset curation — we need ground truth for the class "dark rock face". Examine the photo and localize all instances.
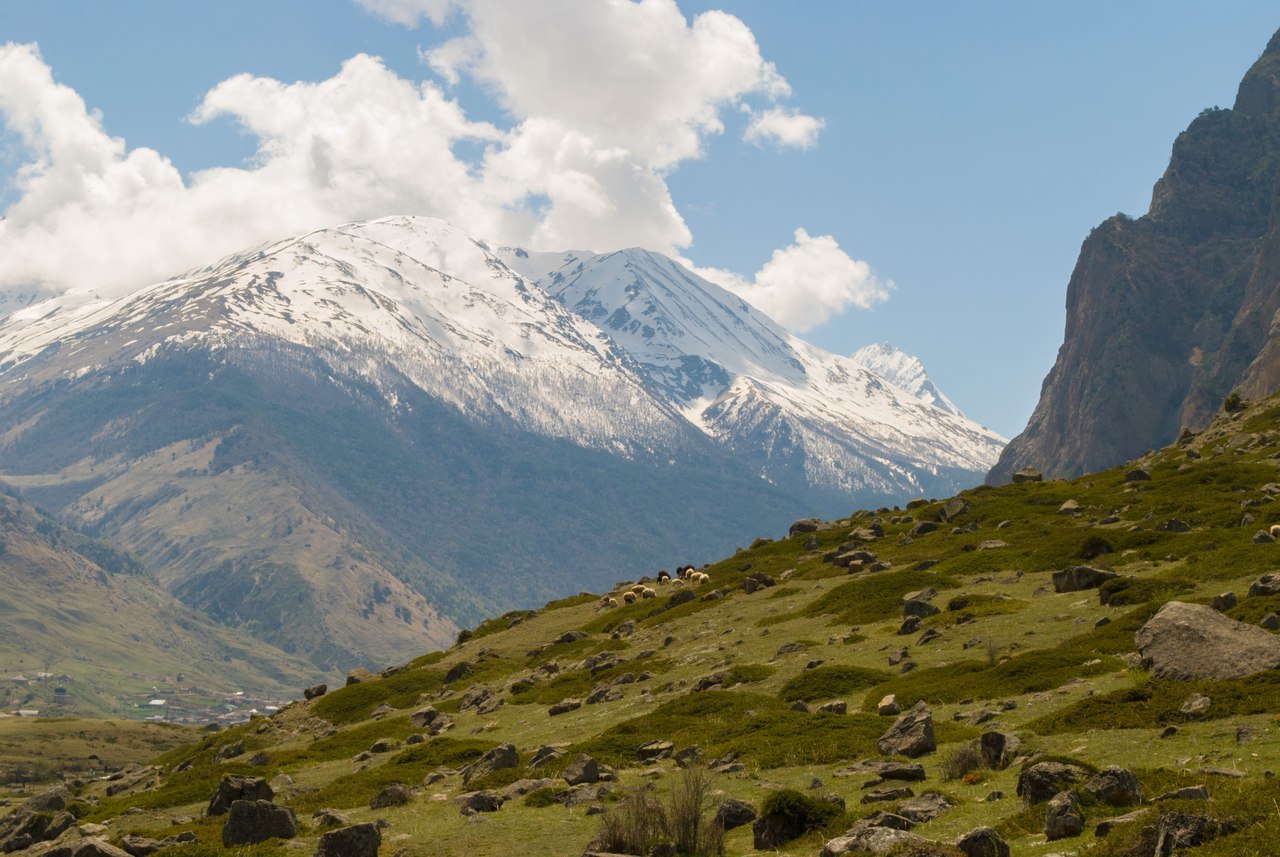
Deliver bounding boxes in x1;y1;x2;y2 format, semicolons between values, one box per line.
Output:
955;826;1011;857
1085;766;1145;807
989;28;1280;484
220;800;298;847
0;809;76;853
1044;791;1084;841
316;823;381;857
1052;566;1118;593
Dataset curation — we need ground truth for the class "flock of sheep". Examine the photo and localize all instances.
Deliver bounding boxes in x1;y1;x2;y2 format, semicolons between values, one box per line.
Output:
598;564;711;608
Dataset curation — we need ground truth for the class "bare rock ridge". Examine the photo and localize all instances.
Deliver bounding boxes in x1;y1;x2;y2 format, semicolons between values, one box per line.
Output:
990;27;1280;484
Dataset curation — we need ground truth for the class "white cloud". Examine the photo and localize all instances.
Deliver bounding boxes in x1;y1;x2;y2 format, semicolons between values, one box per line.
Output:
354;0;456;27
693;229;891;332
0;5;870;333
744;106;825;149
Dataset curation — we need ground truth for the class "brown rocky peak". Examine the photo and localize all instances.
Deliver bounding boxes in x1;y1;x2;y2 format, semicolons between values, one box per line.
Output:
1234;27;1280;115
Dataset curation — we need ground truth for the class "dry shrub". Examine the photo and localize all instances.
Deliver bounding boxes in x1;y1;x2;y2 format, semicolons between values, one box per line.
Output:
594;766;725;856
939;741;983;781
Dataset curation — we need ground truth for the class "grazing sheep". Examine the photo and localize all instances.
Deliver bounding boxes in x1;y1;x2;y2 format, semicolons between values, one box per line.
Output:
623;591;637;604
671;578;685;588
631;583;647;594
691;571;710;585
657;569;671;583
640;587;657;599
1271;524;1280;539
603;596;618;608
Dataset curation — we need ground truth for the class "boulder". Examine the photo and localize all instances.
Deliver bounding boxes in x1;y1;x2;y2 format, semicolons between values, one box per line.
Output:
562;754;601;786
1058;499;1080;514
455;790;504;814
22;787;74;813
909;521;938;536
463;742;519;785
789;518;822;536
0;810;76;853
1016;761;1087;805
1011;468;1042;483
409;706;441;729
1044;790;1084;841
817;700;847;715
1180;693;1212;718
955;826;1010;857
311;808;351;829
548;698;582;716
877;694;900;716
1261;612;1280;630
40;840;132;857
896;792;952;823
978;731;1020;770
820;821;932;856
369;783;412;809
345;668;374;685
875;701;935;758
860;787;914;804
528;745;565;769
221;799;298;847
316;823;381;857
1250;572;1280;596
1211;592;1237;612
902;599;940;619
1155;785;1210;801
208;775;273;816
1125;468;1151;482
1135;601;1280;680
303;683;328;700
752;810;805;851
714;798;757;831
1052;565;1117;593
939;498;968;523
119;835;167;857
1084;766;1144;807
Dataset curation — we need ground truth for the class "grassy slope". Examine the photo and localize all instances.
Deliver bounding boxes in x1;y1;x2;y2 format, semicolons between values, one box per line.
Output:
28;395;1280;856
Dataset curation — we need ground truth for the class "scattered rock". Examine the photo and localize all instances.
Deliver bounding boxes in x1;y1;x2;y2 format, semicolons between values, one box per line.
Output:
860;787;914;804
897;616;922;635
955;826;1010;857
909;521;938;536
896;792;952;823
303;683;328;700
1125;468;1151;482
1011;468;1042;483
41;840;132;857
311;808;350;829
315;822;381;857
1016;761;1087;805
455;791;504;814
1084;766;1144;807
875;701;935;758
1052;565;1117;592
562;754;601;786
118;834;166;857
1250;572;1280;596
877;694;899;716
1261;612;1280;630
463;743;519;785
714;798;757;831
820;821;931;856
1211;592;1238;612
221;800;297;847
1043;790;1084;841
1058;499;1080;514
1155;785;1210;801
789;518;822;536
1135;601;1280;680
902;599;939;619
345;668;374;685
207;775;273;817
548;698;582;716
369;783;412;809
1180;693;1212;719
978;732;1020;770
817;700;847;715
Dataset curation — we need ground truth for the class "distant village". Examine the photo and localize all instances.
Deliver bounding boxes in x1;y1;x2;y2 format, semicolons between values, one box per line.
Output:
0;670;286;725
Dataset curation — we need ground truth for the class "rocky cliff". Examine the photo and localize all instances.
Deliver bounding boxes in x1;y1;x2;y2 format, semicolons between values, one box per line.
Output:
990;27;1280;483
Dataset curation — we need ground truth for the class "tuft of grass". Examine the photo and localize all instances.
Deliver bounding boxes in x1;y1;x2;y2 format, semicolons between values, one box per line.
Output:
800;569;961;626
311;667;446;725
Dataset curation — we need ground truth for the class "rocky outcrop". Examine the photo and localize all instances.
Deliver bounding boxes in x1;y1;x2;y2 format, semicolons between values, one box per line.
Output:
989;27;1280;483
1135;600;1280;680
316;823;381;857
220;800;297;847
207;775;273;817
875;702;936;758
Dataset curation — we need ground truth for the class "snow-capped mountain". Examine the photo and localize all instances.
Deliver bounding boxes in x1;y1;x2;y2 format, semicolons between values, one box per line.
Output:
850;342;963;417
0;216;1004;672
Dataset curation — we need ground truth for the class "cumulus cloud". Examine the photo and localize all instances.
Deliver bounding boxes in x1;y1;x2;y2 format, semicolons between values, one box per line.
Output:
693;229;891;332
744;106;825;149
0;2;870;333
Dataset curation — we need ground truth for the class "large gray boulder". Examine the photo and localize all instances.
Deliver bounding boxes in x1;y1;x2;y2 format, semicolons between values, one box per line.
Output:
0;810;76;853
221;799;298;847
1044;791;1084;841
1085;766;1144;807
1135;601;1280;680
1016;761;1088;805
821;821;932;856
316;823;381;857
713;798;756;831
39;840;132;857
875;701;936;758
463;742;519;785
561;754;601;785
207;775;273;816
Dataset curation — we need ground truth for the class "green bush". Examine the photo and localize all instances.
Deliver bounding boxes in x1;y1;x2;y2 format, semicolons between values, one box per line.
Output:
758;789;842;838
778;665;891;702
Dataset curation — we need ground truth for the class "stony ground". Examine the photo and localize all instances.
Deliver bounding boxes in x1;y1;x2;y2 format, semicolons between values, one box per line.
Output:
11;397;1280;856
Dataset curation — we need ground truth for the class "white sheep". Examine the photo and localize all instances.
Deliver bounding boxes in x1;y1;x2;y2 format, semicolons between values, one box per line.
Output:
640;586;657;599
631;583;647;594
603;596;618;608
691;571;710;585
623;591;637;604
671;578;685;588
1270;524;1280;539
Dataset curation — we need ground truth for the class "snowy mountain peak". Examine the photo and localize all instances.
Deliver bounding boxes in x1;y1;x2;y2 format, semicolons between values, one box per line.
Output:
850;342;963;417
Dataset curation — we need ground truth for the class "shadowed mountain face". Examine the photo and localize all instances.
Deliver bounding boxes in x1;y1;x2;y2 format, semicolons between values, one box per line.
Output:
0;219;1000;675
990;27;1280;484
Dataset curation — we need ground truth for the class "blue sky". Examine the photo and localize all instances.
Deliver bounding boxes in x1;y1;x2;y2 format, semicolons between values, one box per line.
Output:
0;1;1277;437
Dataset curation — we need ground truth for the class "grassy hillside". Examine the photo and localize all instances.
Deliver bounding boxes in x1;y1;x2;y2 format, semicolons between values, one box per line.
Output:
18;393;1280;855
